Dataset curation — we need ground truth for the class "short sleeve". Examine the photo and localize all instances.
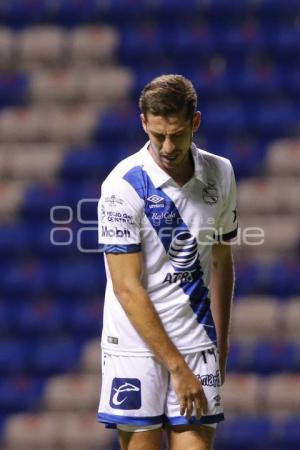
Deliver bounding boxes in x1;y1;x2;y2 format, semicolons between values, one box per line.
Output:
98;178;143;254
215;162;238;242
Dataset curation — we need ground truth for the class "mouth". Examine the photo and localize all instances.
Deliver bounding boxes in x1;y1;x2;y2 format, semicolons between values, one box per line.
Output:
161;154;178;161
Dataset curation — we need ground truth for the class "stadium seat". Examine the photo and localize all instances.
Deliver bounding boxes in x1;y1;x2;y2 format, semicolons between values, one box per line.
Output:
252;340;300;373
0;28;14;67
0;377;44;414
281;298;300;339
80;339;101;374
266;139;300;175
265;375;300;416
16;300;66;336
0;340;29;374
3;412;59;449
0;72;28;107
58;412;117;450
44;373;99;411
7;144;65;180
31;339;81;375
216;416;273;450
0;181;27;220
16;27;65;67
222;374;261;415
231;297;280;341
69;26;119;64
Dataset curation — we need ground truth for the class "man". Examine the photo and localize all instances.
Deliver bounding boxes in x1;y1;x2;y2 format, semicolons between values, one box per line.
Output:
97;74;237;450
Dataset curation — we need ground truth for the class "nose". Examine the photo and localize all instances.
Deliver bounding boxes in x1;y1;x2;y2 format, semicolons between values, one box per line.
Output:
162;135;175;154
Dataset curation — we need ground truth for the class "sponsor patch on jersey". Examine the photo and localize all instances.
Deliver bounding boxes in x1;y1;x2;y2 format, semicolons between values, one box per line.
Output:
104;195;124;207
168;232;199;270
147;195;164;209
107;336;118;344
101;226;130;238
110;378;141;410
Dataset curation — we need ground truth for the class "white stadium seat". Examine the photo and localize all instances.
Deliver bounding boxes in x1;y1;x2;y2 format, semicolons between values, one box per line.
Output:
44;374;100;411
0;106;99;143
7;144;65;180
264;375;300;416
69;26;119;64
29;69;79;103
238;177;300;214
236;216;300;259
231;297;280;340
266;139;300;175
281;297;300;338
0;28;14;67
81;339;101;374
4;413;59;450
16;27;65;67
29;67;134;104
3;412;116;450
0;181;26;220
222;374;261;414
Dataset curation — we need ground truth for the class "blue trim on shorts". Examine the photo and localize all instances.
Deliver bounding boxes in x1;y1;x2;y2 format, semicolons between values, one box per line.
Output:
167;413;224;426
97;413;164;429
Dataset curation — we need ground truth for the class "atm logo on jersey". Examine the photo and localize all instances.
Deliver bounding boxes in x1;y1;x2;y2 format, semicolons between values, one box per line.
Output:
101;226;130;238
110;378;141;410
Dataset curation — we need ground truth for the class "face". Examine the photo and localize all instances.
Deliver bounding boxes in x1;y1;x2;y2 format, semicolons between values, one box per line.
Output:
141;111;201;173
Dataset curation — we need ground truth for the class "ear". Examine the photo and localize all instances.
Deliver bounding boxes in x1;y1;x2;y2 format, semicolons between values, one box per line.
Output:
192;111;201;132
140;114;148;134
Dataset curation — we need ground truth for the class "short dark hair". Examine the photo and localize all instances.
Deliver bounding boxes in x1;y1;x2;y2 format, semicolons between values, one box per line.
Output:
139;74;197;121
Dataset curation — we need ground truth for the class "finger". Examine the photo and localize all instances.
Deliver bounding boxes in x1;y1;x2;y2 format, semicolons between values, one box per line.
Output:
180;398;186;416
194;396;202;420
186;398;193;419
201;390;208;415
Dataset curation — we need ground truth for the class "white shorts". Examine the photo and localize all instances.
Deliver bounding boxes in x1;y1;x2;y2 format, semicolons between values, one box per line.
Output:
98;347;224;430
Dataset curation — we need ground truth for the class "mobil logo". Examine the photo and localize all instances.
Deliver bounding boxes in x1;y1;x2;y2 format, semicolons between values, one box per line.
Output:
101;226;130;238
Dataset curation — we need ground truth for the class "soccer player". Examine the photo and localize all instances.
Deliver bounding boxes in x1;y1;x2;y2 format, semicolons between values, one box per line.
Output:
97;75;237;450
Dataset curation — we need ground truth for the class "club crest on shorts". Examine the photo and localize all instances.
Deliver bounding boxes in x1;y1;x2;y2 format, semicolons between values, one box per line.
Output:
110;378;141;410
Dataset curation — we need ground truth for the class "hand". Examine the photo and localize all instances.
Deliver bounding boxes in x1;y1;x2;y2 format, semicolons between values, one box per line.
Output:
170;363;208;420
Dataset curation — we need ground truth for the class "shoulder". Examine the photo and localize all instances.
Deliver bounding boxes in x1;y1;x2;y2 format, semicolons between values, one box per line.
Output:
198;148;233;177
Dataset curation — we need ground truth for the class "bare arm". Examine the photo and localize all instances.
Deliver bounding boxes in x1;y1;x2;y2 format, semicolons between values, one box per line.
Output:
210;243;235;385
106;251;207;418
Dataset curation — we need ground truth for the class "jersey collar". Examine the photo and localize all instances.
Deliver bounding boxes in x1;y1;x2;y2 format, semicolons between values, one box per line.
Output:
141;141;208;188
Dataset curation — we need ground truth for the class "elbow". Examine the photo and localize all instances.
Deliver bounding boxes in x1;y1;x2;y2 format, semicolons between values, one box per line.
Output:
112;280;138;305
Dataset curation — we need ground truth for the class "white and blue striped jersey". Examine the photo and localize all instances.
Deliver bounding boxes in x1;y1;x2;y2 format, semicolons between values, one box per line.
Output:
98;142;238;356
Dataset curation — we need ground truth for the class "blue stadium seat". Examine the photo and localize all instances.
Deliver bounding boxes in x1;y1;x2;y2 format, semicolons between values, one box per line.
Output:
94;107;143;143
67;301;103;337
0;376;44;413
277;417;300;450
16;301;66;336
0;340;29;374
0;262;50;297
0;72;28;107
61;146;126;180
252;340;300;373
31;339;81;375
216;416;273;450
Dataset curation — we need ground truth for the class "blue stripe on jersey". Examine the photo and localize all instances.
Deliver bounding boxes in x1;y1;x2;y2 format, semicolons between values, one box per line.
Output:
123;166;216;342
99;243;141;253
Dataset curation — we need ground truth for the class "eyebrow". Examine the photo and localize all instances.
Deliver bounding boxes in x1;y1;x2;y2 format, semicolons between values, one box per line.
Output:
150;129;185;137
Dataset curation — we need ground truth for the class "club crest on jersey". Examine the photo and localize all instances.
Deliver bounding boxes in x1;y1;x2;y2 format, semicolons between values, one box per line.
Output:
110;378;141;410
147;194;165;209
203;182;218;205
